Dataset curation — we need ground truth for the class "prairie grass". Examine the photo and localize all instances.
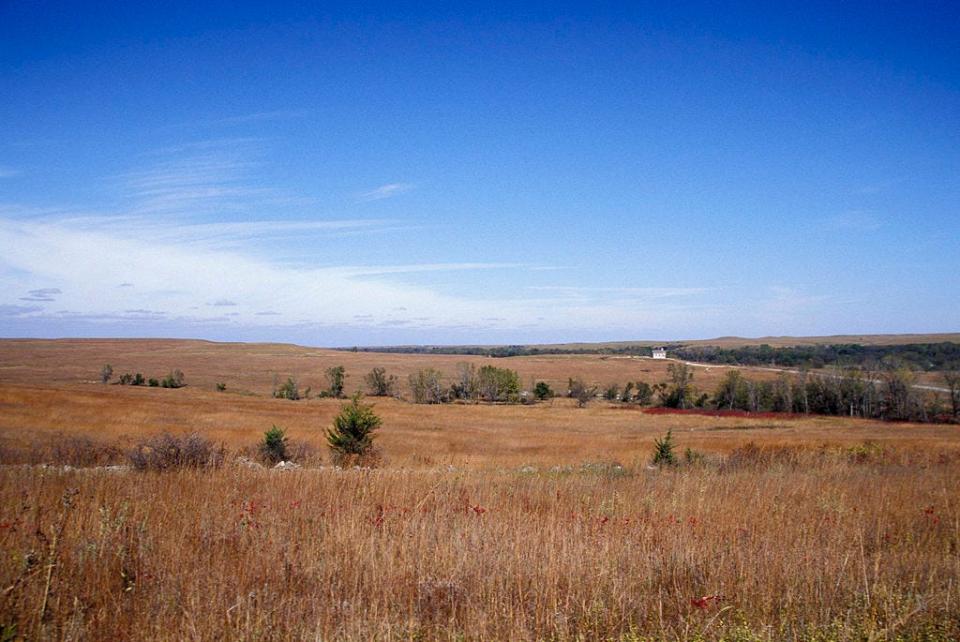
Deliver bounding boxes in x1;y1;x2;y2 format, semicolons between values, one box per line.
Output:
1;339;959;640
1;455;958;641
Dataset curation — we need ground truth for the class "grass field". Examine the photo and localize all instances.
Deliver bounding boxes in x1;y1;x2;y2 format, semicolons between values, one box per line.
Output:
0;339;958;640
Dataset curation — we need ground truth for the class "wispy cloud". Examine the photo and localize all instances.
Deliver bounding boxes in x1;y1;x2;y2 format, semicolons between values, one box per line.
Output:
0;142;732;341
41;215;394;248
358;183;414;202
0;166;20;179
527;286;709;298
123;309;167;316
0;304;42;316
0;214;711;335
343;263;522;277
19;287;61;302
118;150;265;216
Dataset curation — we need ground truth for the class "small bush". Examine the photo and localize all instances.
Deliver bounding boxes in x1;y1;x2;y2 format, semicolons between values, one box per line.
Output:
845;441;886;464
273;377;300;400
722;442;807;471
365;367;398;396
132;373;145;386
261;425;288;464
683;447;706;466
568;378;597;408
161;370;186;388
326;393;382;466
326;365;346;398
51;434;123;467
286;439;321;465
128;433;223;471
216;382;227;392
409;369;446;404
100;364;113;384
652;430;676;466
533;381;553;400
148;378;159;387
118;373;133;385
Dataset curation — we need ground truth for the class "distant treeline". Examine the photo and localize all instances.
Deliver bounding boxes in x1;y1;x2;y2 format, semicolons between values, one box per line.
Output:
344;342;960;371
671;343;960;371
345;344;656;358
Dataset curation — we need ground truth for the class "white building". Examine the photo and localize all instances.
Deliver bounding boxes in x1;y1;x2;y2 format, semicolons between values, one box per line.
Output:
651;346;667;359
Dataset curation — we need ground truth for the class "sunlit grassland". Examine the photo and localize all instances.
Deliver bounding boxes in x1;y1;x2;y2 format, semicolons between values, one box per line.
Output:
0;339;958;640
2;457;958;640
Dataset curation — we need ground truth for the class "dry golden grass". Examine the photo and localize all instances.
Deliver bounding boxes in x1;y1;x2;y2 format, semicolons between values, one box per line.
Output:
0;338;781;394
1;339;959;640
1;383;959;470
2;459;959;641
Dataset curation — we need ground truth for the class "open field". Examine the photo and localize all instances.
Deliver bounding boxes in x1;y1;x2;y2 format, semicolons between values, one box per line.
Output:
1;339;959;640
0;338;785;394
2;458;959;641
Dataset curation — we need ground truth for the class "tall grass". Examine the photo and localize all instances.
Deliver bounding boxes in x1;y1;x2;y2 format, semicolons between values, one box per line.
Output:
1;454;957;640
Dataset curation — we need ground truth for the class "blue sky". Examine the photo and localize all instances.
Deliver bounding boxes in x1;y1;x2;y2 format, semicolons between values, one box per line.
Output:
1;1;958;345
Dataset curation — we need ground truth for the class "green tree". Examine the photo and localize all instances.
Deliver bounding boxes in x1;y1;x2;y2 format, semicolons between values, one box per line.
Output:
652;430;677;466
261;425;288;463
662;363;695;408
161;369;185;389
409;368;445;403
714;370;749;410
364;367;397;396
273;376;300;400
100;364;113;384
450;363;478;401
326;393;382;465
326;365;346;398
633;381;653;405
477;365;521;402
533;381;553;401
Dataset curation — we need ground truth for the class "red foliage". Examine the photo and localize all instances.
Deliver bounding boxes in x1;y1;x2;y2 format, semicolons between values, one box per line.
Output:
691;594;723;609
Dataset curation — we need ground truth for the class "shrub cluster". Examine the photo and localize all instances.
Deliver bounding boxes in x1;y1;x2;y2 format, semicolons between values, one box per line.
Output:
127;433;224;471
108;366;185;389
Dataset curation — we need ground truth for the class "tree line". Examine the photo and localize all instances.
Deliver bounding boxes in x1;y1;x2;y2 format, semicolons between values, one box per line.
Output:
342;341;960;371
645;363;959;423
670;342;960;371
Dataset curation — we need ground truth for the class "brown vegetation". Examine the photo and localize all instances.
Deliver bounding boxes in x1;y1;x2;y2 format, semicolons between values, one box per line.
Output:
0;339;958;640
2;454;958;640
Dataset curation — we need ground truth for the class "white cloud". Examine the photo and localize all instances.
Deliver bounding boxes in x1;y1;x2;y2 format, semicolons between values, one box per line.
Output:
0;166;20;178
0;142;727;341
357;183;414;202
0;214;719;336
